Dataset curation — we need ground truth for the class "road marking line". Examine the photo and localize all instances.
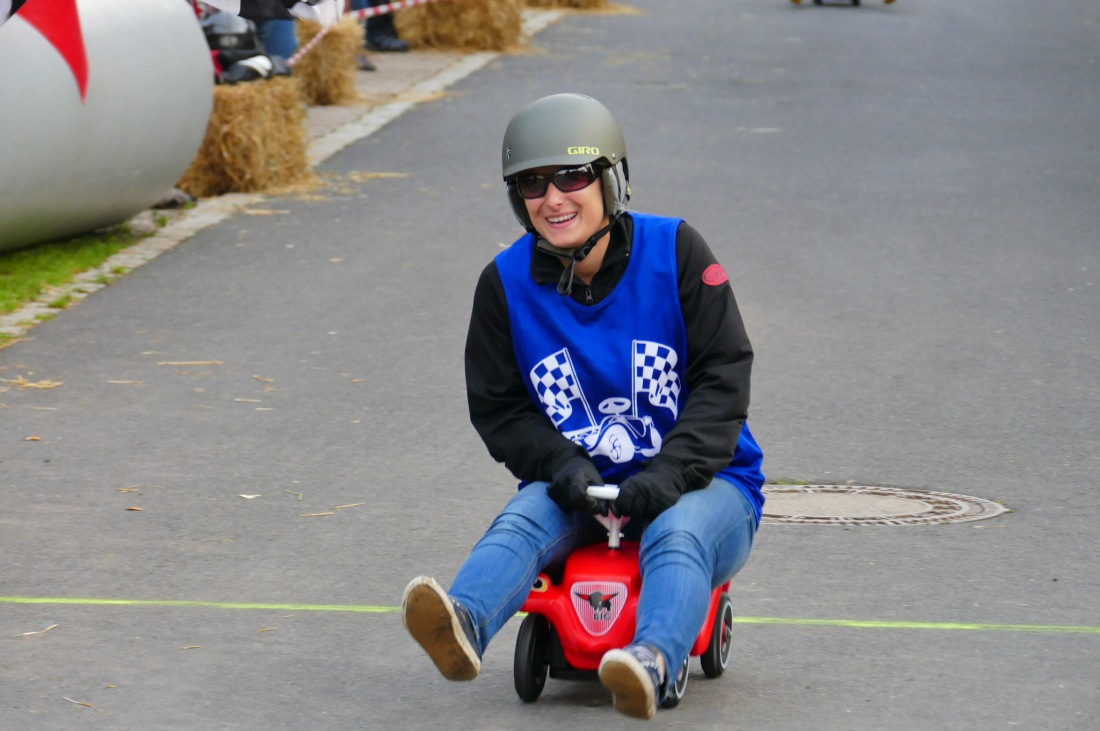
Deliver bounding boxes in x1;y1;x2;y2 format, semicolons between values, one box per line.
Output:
3;597;1097;634
0;596;396;613
732;616;1100;634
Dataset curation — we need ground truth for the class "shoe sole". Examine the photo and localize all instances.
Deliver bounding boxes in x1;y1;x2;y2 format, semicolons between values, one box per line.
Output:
401;577;481;681
365;41;410;53
598;649;657;720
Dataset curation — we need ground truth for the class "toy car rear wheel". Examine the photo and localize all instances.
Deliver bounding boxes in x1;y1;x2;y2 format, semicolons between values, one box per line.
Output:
660;655;690;709
701;593;733;678
514;614;550;702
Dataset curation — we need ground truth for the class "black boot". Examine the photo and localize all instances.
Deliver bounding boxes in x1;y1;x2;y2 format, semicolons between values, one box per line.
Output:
366;34;410;52
365;3;410;52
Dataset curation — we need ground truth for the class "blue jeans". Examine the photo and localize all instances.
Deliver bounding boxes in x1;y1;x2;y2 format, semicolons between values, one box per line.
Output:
449;477;757;673
256;19;299;59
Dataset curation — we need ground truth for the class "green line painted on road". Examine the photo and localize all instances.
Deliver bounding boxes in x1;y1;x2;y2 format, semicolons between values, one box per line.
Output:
0;596;397;613
2;596;1098;635
732;616;1100;634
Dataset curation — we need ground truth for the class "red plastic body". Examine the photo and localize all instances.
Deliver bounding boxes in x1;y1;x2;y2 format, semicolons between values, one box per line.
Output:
520;540;731;671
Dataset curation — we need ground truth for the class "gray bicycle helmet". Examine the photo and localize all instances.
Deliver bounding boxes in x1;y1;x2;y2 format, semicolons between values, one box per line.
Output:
501;93;630;232
201;11;260;52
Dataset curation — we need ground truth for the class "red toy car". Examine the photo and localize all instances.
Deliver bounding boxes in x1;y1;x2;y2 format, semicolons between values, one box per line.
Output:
514;486;735;708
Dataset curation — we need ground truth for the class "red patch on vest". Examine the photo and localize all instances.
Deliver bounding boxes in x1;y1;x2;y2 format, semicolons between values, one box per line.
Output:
701;264;729;286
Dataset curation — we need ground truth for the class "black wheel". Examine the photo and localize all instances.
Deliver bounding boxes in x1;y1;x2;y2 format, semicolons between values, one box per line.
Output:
700;593;733;679
853;0;861;5
514;614;550;702
659;655;690;709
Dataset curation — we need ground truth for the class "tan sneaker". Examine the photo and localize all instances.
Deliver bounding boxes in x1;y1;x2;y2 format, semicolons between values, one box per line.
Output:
598;644;667;720
401;576;482;681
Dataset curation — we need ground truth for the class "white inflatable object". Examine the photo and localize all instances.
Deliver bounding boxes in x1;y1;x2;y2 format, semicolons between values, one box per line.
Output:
0;0;214;252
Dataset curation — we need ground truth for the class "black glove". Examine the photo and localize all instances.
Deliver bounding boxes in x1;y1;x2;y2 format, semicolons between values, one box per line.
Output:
613;461;687;521
547;456;605;514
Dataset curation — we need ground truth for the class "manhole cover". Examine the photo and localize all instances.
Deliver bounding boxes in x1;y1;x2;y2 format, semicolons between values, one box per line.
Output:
761;485;1009;526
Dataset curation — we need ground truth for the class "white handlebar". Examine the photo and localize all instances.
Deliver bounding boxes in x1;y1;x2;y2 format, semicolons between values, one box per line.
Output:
586;485;620;501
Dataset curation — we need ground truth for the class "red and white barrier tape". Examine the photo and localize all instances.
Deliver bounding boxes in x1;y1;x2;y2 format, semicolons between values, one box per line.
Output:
287;0;444;67
353;0;443;21
287;24;333;66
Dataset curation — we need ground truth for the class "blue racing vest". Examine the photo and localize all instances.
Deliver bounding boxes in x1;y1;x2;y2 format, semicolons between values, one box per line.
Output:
495;212;765;522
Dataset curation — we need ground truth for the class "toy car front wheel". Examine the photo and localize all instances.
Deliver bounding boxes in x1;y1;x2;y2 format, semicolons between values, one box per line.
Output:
660;655;690;708
514;614;550;702
701;593;733;678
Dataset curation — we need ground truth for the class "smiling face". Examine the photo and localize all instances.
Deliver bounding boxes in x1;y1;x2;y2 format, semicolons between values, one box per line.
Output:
522;166;609;251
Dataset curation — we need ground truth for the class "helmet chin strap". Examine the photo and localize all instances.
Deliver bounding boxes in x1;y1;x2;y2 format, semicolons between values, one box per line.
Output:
535;214;619;296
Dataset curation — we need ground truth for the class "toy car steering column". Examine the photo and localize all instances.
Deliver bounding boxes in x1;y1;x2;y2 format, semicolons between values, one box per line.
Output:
586;485;629;549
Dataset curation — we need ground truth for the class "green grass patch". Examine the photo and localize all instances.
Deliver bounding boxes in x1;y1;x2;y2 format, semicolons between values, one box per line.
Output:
48;293;75;309
0;225;145;316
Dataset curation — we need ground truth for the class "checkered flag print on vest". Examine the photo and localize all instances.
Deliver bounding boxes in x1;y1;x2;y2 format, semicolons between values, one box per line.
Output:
530;349;587;426
633;340;680;419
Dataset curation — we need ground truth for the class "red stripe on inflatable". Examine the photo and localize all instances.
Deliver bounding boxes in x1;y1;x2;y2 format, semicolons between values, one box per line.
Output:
19;0;89;102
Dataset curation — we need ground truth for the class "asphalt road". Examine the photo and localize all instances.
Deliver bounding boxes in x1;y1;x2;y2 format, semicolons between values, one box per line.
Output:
2;1;1098;729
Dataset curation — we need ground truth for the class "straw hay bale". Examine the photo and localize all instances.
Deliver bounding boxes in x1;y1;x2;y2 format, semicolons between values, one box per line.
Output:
294;18;362;105
396;0;525;52
525;0;608;8
177;77;310;198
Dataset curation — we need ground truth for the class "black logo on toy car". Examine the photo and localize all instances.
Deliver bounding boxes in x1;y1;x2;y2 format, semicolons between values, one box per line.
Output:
575;590;618;620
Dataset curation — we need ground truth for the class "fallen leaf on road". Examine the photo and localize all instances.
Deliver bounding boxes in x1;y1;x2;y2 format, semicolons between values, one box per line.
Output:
239;494;262;499
404;90;449;105
19;623;59;636
1;375;63;389
125;507;143;511
256;627;277;634
62;697;93;708
24;436;41;441
346;171;408;182
301;512;335;517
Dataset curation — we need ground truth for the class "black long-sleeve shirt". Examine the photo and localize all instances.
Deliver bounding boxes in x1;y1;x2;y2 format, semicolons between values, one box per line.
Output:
464;213;753;491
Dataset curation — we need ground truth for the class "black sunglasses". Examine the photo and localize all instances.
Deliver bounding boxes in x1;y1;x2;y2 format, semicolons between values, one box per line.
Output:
513;164;600;200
